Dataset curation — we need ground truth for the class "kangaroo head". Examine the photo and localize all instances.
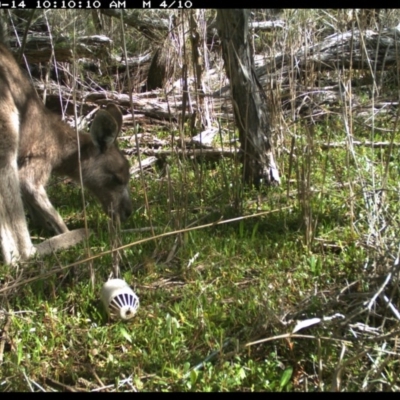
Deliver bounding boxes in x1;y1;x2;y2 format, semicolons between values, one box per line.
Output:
83;104;132;223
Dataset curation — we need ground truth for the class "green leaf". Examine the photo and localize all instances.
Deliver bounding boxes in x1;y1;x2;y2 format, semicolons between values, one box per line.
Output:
120;327;132;343
279;367;293;389
190;369;198;385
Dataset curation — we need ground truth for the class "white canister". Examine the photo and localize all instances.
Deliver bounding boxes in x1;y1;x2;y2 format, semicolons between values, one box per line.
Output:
101;279;139;320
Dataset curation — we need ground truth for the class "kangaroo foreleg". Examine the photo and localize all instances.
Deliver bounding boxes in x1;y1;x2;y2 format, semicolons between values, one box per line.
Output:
21;182;69;235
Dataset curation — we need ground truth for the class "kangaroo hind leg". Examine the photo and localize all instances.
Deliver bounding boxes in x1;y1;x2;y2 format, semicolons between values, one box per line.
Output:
0;106;35;264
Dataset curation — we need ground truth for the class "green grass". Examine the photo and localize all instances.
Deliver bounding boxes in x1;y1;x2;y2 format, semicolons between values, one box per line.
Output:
1;116;400;391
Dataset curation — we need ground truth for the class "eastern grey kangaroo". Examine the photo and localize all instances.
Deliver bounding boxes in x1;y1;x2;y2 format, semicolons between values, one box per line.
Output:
0;41;132;264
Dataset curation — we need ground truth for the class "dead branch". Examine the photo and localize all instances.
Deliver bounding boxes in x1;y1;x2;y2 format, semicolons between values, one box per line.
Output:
320;141;400;149
124;148;239;159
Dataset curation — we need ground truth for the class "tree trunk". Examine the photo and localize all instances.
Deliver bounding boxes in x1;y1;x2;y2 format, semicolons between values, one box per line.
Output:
147;47;167;91
216;9;280;186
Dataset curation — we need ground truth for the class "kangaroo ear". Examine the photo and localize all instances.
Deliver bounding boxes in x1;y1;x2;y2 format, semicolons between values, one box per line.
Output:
90;104;123;152
105;103;123;133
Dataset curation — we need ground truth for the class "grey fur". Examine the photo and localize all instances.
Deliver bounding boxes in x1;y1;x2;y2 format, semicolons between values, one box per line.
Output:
0;43;132;264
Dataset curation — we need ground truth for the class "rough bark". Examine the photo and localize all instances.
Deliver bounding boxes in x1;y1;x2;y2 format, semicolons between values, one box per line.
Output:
216;9;280;186
147;47;167;91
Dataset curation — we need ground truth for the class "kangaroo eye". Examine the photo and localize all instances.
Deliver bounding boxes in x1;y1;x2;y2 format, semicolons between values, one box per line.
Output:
112;174;123;185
